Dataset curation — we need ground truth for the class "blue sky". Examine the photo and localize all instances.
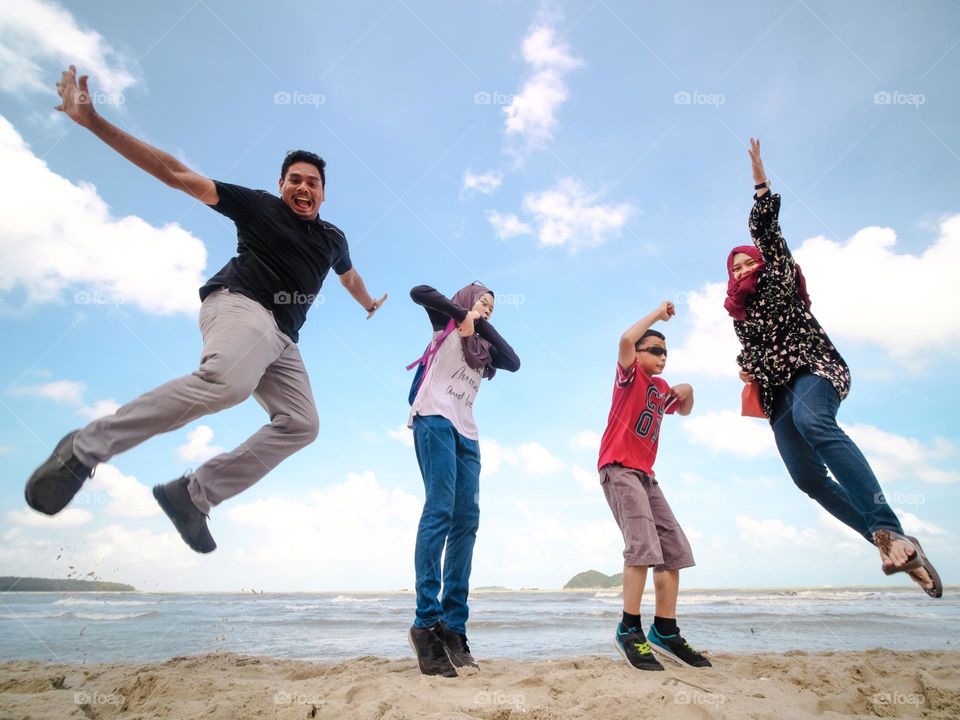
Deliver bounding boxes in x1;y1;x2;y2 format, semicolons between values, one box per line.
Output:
0;0;958;592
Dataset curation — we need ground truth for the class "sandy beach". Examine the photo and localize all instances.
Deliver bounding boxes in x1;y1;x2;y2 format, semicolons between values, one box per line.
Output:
1;650;958;719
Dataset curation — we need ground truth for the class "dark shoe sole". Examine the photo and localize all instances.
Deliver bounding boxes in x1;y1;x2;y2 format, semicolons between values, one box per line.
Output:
25;431;88;516
648;641;713;668
614;640;664;671
152;484;216;554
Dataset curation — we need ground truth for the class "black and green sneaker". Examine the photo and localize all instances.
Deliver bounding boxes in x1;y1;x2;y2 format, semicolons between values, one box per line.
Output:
648;625;712;667
614;623;664;671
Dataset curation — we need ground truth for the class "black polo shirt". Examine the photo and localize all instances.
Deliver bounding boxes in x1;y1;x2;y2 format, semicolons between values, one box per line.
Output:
200;181;352;343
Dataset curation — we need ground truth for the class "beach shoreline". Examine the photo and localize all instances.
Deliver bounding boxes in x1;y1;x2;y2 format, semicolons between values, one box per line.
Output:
1;650;958;719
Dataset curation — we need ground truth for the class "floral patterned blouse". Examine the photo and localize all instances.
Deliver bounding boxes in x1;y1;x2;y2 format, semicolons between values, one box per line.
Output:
734;192;851;419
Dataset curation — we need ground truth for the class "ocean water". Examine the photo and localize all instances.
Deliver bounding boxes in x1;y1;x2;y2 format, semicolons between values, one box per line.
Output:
1;587;957;664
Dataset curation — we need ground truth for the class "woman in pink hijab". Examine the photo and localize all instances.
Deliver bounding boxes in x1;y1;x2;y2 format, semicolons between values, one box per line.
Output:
725;139;940;598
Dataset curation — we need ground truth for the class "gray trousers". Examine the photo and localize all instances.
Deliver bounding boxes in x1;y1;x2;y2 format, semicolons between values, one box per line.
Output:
73;289;319;514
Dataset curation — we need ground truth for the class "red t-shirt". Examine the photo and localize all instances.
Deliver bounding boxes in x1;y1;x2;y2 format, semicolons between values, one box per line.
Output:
597;361;677;475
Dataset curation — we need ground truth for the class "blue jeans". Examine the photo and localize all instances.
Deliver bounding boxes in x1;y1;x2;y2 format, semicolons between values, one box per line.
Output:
771;371;902;541
412;414;481;636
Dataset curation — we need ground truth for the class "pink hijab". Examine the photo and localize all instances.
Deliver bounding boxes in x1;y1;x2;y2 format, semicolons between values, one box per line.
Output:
724;245;811;321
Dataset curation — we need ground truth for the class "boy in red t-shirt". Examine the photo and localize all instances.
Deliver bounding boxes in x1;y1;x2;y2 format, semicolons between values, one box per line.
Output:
598;301;711;670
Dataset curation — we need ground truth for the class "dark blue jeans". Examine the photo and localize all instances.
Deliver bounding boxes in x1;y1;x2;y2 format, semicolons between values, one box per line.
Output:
771;371;903;542
412;414;481;636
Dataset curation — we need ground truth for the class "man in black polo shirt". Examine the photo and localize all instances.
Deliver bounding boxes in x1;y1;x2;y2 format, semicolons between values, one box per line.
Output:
25;65;386;553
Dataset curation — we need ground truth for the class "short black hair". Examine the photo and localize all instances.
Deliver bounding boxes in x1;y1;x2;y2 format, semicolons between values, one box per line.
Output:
635;328;665;351
281;150;326;187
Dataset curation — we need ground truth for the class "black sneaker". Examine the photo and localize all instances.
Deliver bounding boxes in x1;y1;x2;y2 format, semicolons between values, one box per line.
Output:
614;623;664;671
408;624;458;677
152;476;216;554
440;622;478;669
25;430;94;516
648;625;712;667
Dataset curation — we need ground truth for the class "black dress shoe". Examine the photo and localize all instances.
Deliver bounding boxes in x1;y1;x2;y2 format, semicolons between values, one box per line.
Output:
153;476;216;554
25;431;94;516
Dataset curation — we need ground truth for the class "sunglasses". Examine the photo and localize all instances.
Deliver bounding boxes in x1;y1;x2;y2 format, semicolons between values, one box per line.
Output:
638;346;668;357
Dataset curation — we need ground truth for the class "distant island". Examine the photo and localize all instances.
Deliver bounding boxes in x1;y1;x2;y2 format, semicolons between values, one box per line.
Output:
563;570;623;590
0;577;135;592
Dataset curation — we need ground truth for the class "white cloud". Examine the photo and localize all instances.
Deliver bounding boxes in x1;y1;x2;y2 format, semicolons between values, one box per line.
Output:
571;464;597;492
83;523;201;571
0;116;208;315
461;170;502;198
480;439;565;478
897;510;947;537
792;215;960;362
386;424;414;448
571;430;602;452
176;425;224;464
515;442;564;474
82;463;159;518
13;379;86;405
7;507;92;528
682;410;776;458
226;471;422;588
490;177;633;250
667;282;742;378
77;398;120;420
844;423;959;485
12;377;121;423
0;0;135;97
671;214;960;376
487;210;533;240
503;24;583;153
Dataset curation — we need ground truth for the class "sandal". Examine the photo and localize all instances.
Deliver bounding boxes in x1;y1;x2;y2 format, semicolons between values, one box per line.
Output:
874;529;922;575
905;535;943;599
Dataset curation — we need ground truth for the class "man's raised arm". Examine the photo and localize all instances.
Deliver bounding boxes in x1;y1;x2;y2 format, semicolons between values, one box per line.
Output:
56;65;218;205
